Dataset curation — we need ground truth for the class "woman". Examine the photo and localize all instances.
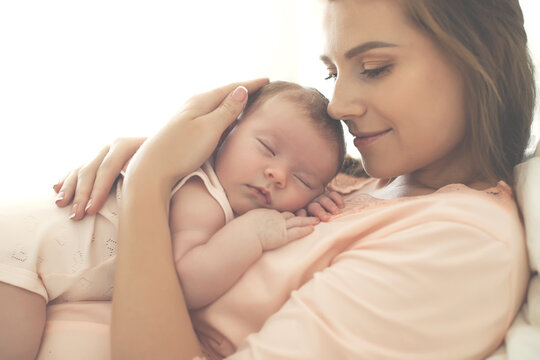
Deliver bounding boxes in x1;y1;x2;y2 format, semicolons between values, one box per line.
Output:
5;0;534;359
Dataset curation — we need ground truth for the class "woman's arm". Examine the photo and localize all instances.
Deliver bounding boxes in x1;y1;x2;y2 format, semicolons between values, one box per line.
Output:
111;79;269;360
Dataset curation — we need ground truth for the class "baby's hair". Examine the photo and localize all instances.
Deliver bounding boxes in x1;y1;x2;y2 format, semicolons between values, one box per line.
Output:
240;81;346;175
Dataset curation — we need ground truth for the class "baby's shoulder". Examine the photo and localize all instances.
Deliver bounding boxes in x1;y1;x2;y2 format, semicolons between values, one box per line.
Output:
170;177;226;234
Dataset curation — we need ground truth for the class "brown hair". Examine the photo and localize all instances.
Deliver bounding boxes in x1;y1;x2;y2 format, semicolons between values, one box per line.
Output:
399;0;536;185
240;81;346;174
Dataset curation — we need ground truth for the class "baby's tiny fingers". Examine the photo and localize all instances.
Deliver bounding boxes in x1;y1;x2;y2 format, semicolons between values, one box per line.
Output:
295;208;308;217
317;196;341;215
285;215;319;229
327;191;345;208
287;226;315;241
307;203;331;222
280;211;295;220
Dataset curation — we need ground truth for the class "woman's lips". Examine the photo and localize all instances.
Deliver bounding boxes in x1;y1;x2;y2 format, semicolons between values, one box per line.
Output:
353;129;392;148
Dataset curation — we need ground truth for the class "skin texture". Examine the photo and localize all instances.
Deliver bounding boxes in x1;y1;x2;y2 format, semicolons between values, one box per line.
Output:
215;94;339;215
169;95;335;309
45;1;500;358
112;80;269;359
321;0;486;196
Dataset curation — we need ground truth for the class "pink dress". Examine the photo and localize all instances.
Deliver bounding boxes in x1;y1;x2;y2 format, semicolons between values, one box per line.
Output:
37;176;529;360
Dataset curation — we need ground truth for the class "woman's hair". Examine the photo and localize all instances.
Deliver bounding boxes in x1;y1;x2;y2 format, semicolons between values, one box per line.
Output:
240;81;346;173
400;0;536;185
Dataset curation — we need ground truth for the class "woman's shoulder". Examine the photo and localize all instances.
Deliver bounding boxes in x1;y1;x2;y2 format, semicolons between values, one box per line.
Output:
330;175;522;245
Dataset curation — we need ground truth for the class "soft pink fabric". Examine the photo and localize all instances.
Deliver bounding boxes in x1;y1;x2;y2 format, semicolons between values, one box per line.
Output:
38;177;529;359
193;178;529;359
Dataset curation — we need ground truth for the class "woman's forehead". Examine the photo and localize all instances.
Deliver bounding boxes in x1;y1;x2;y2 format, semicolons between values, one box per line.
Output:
322;0;408;58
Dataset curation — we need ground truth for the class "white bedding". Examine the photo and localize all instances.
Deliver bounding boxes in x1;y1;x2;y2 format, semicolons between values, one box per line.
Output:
488;142;540;360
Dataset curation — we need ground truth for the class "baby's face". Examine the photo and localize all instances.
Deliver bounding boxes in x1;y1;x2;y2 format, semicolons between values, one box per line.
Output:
214;95;339;215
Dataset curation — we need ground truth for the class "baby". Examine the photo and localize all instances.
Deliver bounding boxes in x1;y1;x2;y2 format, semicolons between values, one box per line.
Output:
170;81;345;308
0;81;345;313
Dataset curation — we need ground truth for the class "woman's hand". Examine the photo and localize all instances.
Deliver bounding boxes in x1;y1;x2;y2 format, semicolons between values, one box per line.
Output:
53;78;269;221
112;79;269;360
124;79;269;192
296;191;345;221
53;137;146;220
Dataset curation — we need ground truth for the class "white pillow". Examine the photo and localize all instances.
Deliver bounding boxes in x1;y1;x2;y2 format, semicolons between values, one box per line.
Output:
492;141;540;360
514;141;540;272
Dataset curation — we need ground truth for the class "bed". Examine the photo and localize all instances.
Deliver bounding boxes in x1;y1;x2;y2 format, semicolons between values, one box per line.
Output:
36;142;540;360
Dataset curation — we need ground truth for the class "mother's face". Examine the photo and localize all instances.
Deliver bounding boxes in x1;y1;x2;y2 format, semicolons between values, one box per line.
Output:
321;0;468;180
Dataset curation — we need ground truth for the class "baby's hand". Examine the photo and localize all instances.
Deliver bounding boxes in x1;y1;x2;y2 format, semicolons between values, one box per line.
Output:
296;191;345;222
243;209;319;251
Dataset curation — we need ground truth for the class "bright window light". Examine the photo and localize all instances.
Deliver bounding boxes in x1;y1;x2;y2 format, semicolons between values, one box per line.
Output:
0;0;538;201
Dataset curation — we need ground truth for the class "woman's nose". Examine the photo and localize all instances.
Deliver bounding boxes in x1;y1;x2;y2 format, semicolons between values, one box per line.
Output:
327;77;367;121
264;167;287;188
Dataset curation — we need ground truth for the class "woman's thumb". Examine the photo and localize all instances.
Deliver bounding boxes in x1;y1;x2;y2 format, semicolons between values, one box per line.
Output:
208;86;248;127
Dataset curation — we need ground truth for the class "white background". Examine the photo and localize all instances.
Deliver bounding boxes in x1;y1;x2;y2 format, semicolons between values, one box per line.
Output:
0;0;539;201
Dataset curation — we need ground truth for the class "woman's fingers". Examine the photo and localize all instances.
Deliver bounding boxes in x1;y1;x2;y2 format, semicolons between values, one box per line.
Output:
68;146;111;220
52;174;66;194
197;86;250;132
85;138;146;215
143;80;269;186
54;169;80;208
186;78;269;116
53;137;146;220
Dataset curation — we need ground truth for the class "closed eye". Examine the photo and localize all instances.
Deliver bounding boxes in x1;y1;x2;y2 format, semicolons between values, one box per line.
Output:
360;64;392;79
258;139;275;156
295;175;313;190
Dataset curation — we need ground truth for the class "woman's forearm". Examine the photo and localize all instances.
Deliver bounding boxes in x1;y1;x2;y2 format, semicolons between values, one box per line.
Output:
109;80;266;359
112;175;203;360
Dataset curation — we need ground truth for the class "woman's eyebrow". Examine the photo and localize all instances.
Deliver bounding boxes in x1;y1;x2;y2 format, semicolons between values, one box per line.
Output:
345;41;397;58
320;41;397;62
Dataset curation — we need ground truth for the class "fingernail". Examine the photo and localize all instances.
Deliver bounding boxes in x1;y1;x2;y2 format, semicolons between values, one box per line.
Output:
55;191;65;203
84;199;93;212
231;86;247;101
69;203;79;219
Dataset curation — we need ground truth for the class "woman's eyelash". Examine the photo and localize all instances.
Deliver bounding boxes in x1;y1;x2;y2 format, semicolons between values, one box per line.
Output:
325;73;337;81
360;65;392;78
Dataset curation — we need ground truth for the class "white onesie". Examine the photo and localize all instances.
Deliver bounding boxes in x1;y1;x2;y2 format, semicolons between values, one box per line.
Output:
0;161;233;303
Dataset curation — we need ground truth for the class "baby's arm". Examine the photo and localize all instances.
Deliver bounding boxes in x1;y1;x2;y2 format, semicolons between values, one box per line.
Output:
170;178;319;310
